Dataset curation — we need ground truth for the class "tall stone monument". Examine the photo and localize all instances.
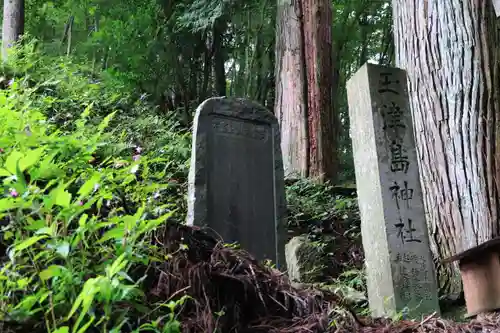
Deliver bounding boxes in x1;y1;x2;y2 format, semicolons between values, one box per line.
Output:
346;63;440;318
187;97;287;270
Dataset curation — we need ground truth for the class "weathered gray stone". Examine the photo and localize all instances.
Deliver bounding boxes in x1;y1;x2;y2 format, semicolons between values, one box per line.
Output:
494;0;500;17
187;97;287;270
285;235;327;283
346;63;440;318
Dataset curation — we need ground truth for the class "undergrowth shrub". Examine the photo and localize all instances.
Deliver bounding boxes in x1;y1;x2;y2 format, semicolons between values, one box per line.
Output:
285;178;364;291
286;178;359;231
0;54;187;332
1;42;191;218
2;40;191;153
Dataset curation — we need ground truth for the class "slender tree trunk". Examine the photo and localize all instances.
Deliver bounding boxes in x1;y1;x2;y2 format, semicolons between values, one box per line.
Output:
2;0;24;59
201;31;212;103
213;17;227;97
275;0;309;178
392;0;500;295
253;34;264;101
378;6;394;66
266;14;276;110
302;0;337;182
358;14;368;67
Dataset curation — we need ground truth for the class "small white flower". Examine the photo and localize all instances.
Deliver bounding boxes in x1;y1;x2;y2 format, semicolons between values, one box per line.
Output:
130;165;139;174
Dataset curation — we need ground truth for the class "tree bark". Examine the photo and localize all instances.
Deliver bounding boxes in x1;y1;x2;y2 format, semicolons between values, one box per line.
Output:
392;0;500;295
302;0;337;183
2;0;24;59
275;0;309;178
275;0;338;182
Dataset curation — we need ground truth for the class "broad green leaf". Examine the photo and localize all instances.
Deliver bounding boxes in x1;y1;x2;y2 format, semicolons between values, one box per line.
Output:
78;173;100;197
78;214;88;227
56;189;71;207
135;211;174;238
14;161;27;190
107;253;128;277
0;198;18;212
98;279;112;302
19;148;44;171
163;320;181;333
40;265;65;281
43;195;55;210
25;219;46;231
52;327;69;333
14;235;48;252
4;151;23;173
17;277;29;289
50;185;72;208
14;294;39;311
32;153;59;180
67;278;99;333
35;227;54;236
98;226;125;243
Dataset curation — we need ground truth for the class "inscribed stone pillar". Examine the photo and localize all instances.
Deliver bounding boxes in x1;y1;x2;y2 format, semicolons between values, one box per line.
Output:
346;63;440;318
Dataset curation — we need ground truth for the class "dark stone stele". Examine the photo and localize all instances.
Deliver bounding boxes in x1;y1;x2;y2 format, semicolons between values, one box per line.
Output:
187;97;287;270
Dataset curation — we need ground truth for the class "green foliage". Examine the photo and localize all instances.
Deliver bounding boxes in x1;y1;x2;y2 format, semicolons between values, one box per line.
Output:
0;48;190;332
286;178;358;228
285;178;364;295
3;43;191;210
21;0;394;183
286;179;337;226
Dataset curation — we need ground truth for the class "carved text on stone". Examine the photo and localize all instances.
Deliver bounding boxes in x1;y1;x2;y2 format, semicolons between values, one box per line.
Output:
212;117;269;142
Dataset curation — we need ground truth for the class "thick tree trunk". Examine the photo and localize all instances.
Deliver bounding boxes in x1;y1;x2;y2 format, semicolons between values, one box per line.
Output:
392;0;500;295
275;0;309;178
2;0;24;59
302;0;337;183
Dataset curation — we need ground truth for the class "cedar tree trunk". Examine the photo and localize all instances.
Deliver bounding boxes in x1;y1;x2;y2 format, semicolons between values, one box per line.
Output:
392;0;500;295
275;0;338;182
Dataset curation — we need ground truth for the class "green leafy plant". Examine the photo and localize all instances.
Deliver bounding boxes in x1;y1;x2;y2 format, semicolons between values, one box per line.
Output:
0;70;185;332
285;178;339;227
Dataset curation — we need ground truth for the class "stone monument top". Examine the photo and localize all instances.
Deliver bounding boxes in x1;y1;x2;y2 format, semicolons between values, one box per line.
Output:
187;97;287;269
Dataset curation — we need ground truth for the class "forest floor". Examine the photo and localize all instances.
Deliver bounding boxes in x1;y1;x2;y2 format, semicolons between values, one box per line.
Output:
145;224;497;332
442;306;467;322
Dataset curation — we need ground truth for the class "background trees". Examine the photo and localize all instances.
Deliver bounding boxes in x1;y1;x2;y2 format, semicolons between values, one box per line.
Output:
13;0;392;184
